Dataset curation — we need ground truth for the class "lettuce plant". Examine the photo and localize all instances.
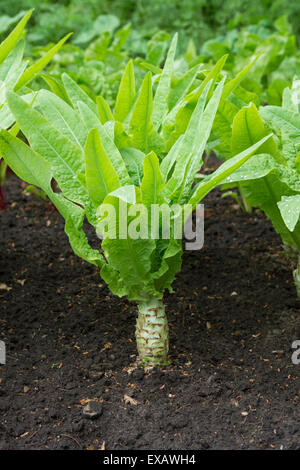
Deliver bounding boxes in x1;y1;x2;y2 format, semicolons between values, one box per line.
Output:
223;88;300;297
0;35;271;366
0;10;71;209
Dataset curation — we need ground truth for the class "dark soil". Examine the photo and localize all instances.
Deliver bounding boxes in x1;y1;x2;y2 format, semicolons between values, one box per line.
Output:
0;173;299;450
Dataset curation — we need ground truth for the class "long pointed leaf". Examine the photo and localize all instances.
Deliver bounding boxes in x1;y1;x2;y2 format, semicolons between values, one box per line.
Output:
141;151;165;207
78;101;131;186
97;96;114;124
278;195;300;232
129;72;155;153
152;33;177;129
62;72;97;115
6;91;97;223
114;59;135;122
0;10;32;65
15;33;72;91
188;134;273;209
231;103;278;157
36;89;87;149
85;128;120;206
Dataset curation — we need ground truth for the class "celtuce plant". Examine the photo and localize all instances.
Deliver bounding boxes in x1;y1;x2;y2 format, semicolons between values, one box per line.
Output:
0;10;71;208
222;83;300;297
0;35;271;365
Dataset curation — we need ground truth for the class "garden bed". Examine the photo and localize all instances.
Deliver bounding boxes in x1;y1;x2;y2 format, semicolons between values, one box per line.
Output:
0;173;299;450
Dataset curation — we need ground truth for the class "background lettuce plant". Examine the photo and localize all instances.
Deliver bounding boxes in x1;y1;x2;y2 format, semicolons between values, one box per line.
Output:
2;1;300;53
0;10;71;209
0;36;272;365
222;87;300;297
199;15;298;106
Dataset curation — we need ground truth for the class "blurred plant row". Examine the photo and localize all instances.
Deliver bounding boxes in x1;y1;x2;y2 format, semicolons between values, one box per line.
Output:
0;3;298;106
1;0;300;49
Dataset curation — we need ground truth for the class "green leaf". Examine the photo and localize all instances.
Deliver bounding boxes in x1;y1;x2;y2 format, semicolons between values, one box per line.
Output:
222;154;278;184
166;79;224;203
146;30;170;66
114;59;135;123
108;185;137;205
0;91;36;130
6;91;97;224
231;103;278;157
153;239;182;293
168;64;201;111
111;23;131;53
274;15;292;36
222;55;259;103
97;188;158;300
152;33;177;129
188;135;273;208
84;128;120;207
0;38;24;84
278;195;300;232
282;79;300;113
36;90;87;149
212;98;238;160
129;72;159;154
0;10;32;65
211;57;261;161
260;105;300;140
113;121;132;148
62;73;97;115
0;62;27;106
160;134;184;181
78;101;131;186
41;73;72;105
162;80;213;197
6;91;84;172
97;96;114;124
101;236;157;300
15;33;72;91
120;147;144;186
0;11;28;35
74;14;119;45
134;58;162;75
141;151;165;207
162;54;228;150
243;175;300;250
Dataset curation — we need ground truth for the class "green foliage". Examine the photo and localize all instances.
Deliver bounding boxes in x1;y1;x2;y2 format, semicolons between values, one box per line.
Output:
2;0;300;359
223;81;300;295
231;103;277;158
2;1;300;112
0;37;271;304
0;10;71;208
200;17;299;107
0;9;70;122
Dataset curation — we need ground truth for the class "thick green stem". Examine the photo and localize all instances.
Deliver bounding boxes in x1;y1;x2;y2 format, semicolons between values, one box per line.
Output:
135;298;169;366
0;159;7;185
293;255;300;298
238;183;252;214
